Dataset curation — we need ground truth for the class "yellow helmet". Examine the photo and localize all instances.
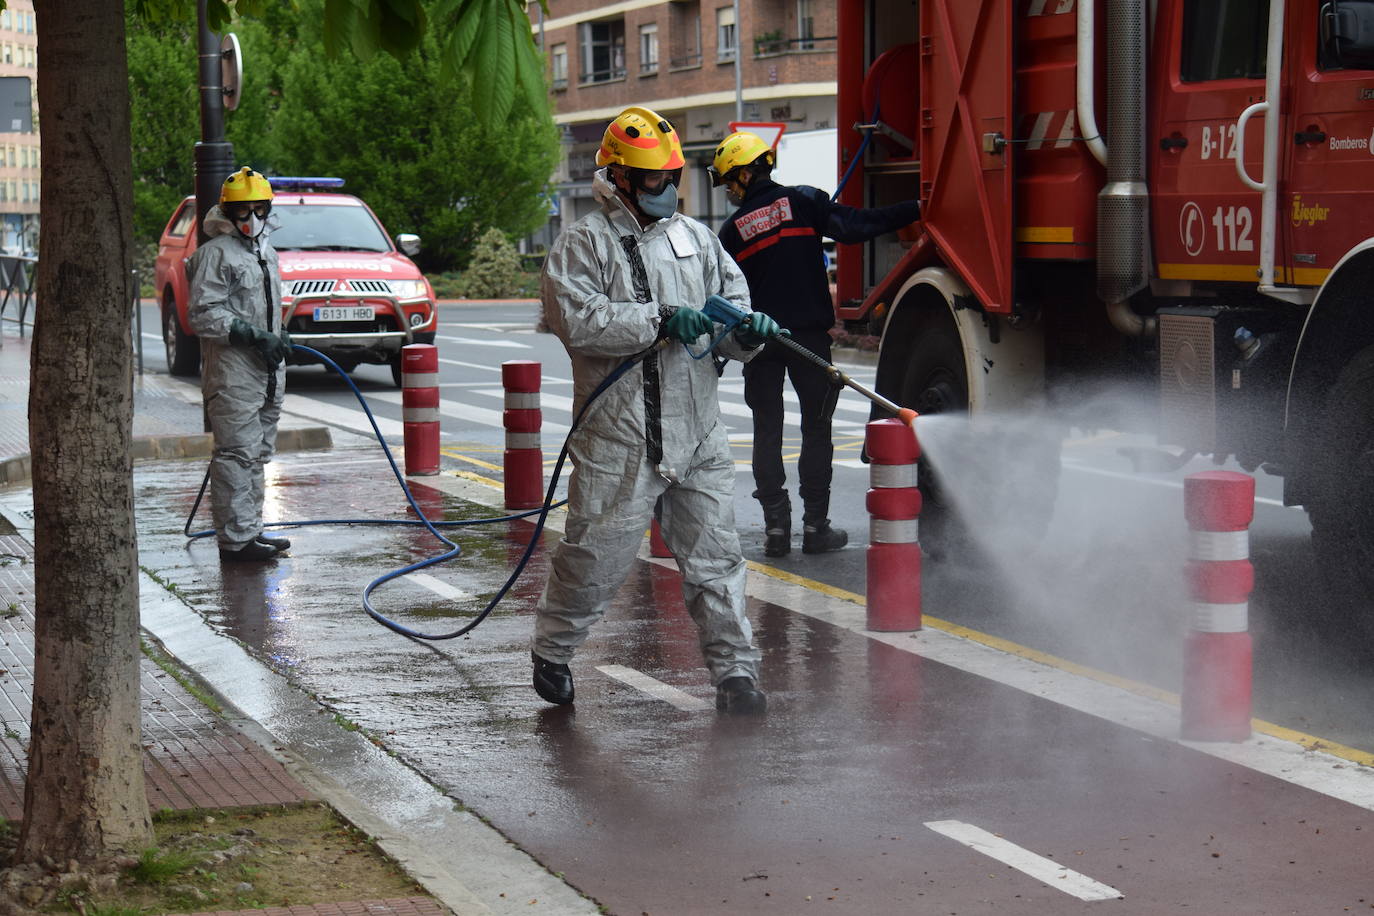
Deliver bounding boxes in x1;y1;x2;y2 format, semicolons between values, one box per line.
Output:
709;131;776;186
596;107;686;171
220;166;274;204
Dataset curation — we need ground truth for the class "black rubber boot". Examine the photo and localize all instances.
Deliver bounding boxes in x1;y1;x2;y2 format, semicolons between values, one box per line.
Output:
220;539;281;562
256;534;292;551
532;651;574;705
715;676;767;715
802;520;848;554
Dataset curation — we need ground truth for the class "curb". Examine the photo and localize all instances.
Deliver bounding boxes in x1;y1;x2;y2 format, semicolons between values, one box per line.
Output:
0;426;334;487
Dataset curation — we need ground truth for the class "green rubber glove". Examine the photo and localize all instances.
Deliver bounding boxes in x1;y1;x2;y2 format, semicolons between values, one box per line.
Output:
736;310;785;348
229;317;286;368
662;307;714;343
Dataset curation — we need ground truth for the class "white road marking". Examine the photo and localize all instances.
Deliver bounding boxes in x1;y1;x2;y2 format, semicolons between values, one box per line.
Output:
736;566;1374;811
1062;461;1291;508
595;664;712;711
434;334;531;349
924;820;1123;902
366;388;570;434
408;572;472;602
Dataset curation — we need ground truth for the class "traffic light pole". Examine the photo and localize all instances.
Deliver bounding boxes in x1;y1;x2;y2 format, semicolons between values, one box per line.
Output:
194;0;233;245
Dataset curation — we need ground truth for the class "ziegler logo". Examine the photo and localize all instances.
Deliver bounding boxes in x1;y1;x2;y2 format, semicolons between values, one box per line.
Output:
1291;195;1331;227
735;198;794;241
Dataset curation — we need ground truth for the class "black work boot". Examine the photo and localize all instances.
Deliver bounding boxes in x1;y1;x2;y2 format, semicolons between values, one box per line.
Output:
716;676;767;715
802;520;848;554
764;523;791;557
532;651;574;705
256;533;292;551
762;506;791;558
220;539;281;562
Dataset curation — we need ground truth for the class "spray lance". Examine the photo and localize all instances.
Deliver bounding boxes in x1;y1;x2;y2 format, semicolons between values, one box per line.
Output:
698;295;918;426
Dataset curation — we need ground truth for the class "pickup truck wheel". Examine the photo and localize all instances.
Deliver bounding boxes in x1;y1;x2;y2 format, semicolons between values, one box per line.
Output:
163;295;200;376
390;354;404;387
1306;345;1374;629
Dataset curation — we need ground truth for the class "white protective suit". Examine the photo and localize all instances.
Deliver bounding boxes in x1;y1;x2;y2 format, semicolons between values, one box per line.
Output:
534;169;764;685
187;206;286;550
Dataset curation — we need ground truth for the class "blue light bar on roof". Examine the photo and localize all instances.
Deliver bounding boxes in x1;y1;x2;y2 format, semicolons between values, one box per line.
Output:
268;176;346;191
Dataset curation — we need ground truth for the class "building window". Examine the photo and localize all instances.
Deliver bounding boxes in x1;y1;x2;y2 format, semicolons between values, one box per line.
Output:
7;147;14;167
551;42;568;90
579;19;626;83
797;0;815;49
25;46;32;67
20;182;28;203
716;6;736;61
640;23;659;74
19;147;26;168
1;11;9;30
668;0;703;69
3;45;11;65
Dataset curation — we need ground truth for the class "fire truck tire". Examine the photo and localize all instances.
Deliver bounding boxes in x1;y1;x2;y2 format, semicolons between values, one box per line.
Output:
163;293;200;377
1307;344;1374;624
892;317;969;557
886;312;1061;560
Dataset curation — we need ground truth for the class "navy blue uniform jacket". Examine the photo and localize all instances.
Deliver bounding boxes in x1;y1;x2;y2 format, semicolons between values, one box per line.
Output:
717;178;921;333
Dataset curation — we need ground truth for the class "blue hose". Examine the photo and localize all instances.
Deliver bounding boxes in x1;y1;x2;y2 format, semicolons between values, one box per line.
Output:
184;340;666;641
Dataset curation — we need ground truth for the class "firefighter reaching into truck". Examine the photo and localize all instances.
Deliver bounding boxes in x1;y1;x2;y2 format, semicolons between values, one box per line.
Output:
713;131;921;557
187;166;293;563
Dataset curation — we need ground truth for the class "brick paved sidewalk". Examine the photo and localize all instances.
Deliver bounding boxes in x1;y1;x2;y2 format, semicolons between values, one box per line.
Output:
0;534;312;820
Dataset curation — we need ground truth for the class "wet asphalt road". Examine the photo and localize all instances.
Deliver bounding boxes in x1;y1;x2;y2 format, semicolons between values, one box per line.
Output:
131;302;1374;912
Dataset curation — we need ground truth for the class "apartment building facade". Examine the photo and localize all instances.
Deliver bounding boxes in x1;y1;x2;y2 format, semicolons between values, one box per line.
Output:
533;0;838;242
0;0;36;255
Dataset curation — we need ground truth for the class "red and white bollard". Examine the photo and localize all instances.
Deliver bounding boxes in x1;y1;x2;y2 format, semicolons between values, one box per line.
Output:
1180;470;1255;742
400;343;440;476
502;360;543;509
865;417;922;631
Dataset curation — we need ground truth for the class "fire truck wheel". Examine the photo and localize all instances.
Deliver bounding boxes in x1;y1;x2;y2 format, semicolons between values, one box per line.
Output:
163;293;201;377
887;312;1061;562
1307;345;1374;627
894;319;969;558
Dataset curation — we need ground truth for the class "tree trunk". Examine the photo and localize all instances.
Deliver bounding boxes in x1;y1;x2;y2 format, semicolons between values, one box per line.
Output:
18;0;152;861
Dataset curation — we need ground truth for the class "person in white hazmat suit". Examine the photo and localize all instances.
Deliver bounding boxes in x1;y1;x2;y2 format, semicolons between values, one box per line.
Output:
532;106;782;715
188;167;293;563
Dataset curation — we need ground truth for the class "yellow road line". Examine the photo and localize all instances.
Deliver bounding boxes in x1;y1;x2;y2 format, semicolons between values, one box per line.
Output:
746;561;1374;767
445;448;1373;766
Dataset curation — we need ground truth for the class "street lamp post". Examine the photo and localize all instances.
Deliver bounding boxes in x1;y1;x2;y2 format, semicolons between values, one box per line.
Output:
194;0;234;245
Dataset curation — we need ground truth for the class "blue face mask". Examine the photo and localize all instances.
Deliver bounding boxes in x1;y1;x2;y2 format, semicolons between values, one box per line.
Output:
637;182;678;219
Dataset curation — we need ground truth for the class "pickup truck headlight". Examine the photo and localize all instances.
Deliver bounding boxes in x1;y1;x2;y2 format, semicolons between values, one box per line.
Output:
389;278;429;299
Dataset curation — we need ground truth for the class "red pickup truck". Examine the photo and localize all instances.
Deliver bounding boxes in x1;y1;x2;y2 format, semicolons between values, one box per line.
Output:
153;177;437;386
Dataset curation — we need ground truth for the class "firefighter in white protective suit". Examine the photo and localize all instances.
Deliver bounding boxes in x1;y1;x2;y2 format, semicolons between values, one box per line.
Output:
188;166;293;563
532;106;782;715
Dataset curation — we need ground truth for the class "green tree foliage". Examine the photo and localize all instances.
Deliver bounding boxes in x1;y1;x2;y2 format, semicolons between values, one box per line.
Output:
461;227;526;298
267;2;558;271
126;14;196;244
125;0;558;271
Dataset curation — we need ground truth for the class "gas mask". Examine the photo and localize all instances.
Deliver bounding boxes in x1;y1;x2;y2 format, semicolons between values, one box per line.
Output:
228;202;271;240
623;167;683;221
637;183;679;219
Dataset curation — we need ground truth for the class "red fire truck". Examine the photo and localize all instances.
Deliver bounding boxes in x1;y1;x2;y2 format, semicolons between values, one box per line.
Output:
835;0;1374;584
